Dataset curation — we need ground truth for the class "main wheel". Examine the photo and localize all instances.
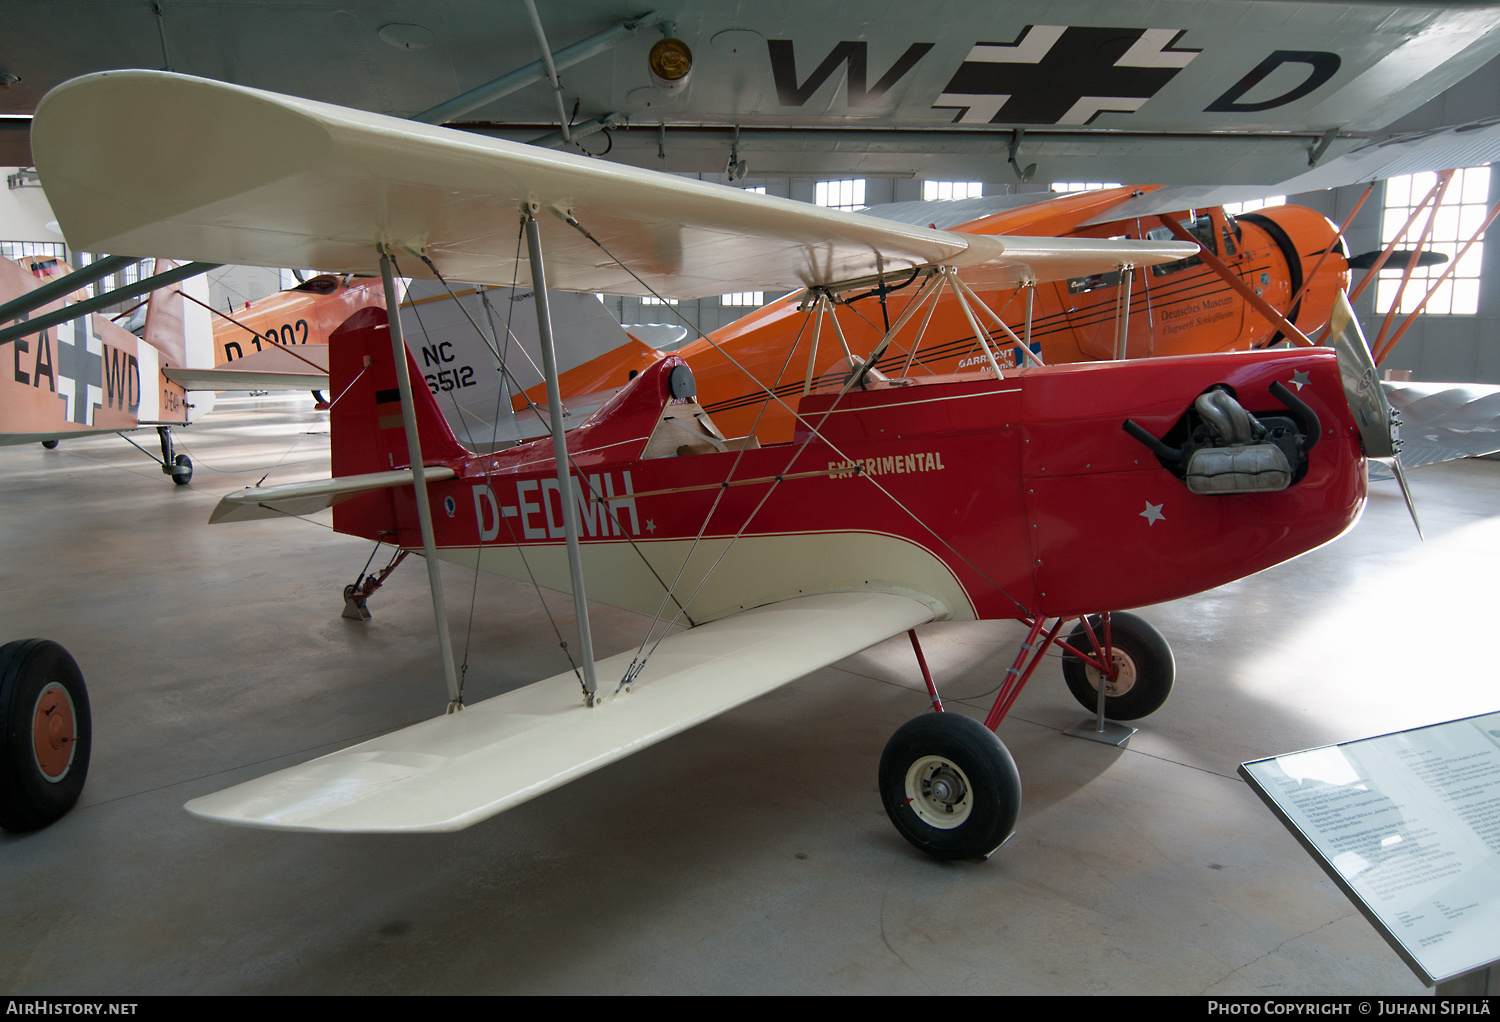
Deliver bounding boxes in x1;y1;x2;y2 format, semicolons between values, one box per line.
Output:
171;454;192;485
879;712;1021;860
0;639;91;831
40;440;58;450
1061;612;1175;720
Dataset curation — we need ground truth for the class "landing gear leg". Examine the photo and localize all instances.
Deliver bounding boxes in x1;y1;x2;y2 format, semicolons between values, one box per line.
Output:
879;627;1029;859
157;427;192;486
877;612;1175;859
342;547;410;620
1059;612;1174;747
1060;612;1175;720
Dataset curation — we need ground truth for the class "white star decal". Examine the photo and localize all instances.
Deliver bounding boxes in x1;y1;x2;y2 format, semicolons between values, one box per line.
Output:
1140;501;1165;526
645;519;656;533
1290;370;1311;391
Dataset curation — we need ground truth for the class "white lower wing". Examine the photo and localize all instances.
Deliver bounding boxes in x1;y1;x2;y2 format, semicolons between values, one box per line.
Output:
185;591;936;833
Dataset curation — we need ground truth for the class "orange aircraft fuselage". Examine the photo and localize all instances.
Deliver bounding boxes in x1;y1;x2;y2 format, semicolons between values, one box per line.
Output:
211;273;384;366
677;188;1349;442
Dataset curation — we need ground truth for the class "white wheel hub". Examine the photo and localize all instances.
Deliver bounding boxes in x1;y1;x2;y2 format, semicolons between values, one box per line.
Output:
904;755;973;829
1086;649;1137;698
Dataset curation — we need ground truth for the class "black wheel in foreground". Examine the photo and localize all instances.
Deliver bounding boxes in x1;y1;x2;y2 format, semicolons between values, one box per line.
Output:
171;454;192;485
1061;612;1175;721
0;639;91;832
40;440;58;450
879;712;1021;860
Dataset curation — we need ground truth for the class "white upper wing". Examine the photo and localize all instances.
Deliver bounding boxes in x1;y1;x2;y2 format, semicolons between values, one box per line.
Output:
33;70;1193;298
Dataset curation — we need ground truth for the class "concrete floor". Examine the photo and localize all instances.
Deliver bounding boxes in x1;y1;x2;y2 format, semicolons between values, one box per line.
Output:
2;393;1496;995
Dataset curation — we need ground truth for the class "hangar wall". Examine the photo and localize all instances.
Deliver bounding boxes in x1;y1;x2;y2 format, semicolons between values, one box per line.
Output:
1291;54;1500;385
1293;166;1500;384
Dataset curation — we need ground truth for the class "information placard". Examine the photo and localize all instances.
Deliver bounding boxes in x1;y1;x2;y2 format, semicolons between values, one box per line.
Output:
1240;711;1500;986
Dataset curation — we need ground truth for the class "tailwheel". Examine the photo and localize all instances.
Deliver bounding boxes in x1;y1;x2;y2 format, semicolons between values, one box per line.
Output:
0;639;91;832
1061;612;1175;720
879;712;1020;860
157;427;192;485
341;584;372;621
40;440;58;450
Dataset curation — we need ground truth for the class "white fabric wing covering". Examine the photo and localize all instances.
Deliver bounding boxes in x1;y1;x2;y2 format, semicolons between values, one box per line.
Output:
183;591;936;832
34;71;1194;298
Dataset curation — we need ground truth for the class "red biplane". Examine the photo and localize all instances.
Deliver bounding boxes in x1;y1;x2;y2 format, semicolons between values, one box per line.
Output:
19;71;1397;858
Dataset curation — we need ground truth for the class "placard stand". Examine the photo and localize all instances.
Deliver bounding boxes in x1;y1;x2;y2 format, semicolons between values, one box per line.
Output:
1240;711;1500;990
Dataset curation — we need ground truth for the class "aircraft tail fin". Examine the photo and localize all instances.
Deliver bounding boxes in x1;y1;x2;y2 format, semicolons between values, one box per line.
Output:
141;258;187;368
329;305;471;480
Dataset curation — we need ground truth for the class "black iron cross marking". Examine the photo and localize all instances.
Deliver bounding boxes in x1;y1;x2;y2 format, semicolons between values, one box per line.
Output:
55;313;103;425
934;25;1199;125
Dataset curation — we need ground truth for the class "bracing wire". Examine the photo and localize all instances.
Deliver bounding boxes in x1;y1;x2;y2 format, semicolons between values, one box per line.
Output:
390;246;588;696
555;215;1035;686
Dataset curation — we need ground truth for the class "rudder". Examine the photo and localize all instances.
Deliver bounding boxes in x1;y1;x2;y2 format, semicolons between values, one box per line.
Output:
329;306;471;480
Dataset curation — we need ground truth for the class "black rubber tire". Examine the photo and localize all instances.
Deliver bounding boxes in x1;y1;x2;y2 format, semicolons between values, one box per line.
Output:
171;454;192;485
40;440;58;450
1061;612;1175;720
0;639;91;832
879;712;1021;860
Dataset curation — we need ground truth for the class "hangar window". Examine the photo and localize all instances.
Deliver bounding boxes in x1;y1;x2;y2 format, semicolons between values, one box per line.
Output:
1377;168;1490;316
721;292;765;306
924;181;983;201
0;240;67;264
641;296;678;306
816;179;866;211
1050;182;1121;193
1222;196;1285;215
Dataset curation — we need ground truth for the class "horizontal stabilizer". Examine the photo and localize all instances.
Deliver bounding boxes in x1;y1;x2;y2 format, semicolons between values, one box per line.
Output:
166;366;330;391
183;591;936;832
209;466;457;523
165;344;329;392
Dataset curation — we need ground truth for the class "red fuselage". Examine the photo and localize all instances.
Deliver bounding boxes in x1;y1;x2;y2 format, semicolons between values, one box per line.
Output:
329;309;1366;625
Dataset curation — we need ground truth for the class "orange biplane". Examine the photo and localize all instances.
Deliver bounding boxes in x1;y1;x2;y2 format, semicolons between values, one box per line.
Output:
508;187;1350;444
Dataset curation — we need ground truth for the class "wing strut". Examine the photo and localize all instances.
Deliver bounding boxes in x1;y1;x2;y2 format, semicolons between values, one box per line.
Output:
523;208;600;704
379;252;462;708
